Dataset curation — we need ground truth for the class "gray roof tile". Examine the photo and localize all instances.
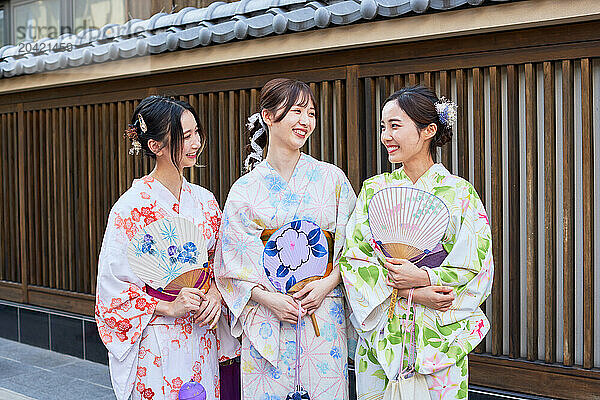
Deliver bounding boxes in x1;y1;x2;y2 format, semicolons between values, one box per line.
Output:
0;0;517;78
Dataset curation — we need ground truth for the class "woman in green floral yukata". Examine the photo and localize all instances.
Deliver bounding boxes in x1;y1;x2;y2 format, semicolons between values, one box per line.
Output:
340;85;493;399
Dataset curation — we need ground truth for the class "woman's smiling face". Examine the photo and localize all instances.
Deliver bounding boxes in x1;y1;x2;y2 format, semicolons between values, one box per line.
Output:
380;100;432;164
264;95;316;151
177;110;202;168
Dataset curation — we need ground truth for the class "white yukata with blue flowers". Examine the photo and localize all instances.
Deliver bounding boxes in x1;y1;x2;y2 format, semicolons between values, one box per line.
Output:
214;153;357;400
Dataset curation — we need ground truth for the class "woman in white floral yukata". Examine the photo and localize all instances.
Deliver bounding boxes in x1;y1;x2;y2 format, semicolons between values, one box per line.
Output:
214;78;357;400
341;85;493;399
95;96;239;400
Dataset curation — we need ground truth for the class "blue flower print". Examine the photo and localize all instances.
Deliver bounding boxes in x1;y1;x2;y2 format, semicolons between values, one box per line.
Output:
321;323;338;342
259;322;273;339
329;303;344;325
330;346;341;360
316;361;329;374
281;191;300;211
306;167;322;182
250;344;263;360
261;393;281;400
265;174;286;193
267;365;282;380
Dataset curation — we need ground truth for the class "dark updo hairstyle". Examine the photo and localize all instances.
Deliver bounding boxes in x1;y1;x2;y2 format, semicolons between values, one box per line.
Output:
127;95;205;170
244;78;318;171
383;85;453;160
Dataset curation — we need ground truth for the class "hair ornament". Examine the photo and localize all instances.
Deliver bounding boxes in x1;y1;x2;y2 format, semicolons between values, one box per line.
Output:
129;139;142;155
138;113;148;133
435;97;458;128
244;112;268;171
124;123;142;155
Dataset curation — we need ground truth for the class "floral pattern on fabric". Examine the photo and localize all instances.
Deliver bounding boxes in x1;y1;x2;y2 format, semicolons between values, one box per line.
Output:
340;164;493;399
215;153;357;399
95;176;239;400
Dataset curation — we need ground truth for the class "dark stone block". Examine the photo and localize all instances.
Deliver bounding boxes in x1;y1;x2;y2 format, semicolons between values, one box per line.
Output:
50;314;83;358
19;308;49;349
84;320;108;365
0;304;18;341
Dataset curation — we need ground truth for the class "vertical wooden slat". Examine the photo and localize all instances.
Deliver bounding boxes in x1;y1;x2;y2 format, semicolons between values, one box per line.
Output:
237;90;249;179
88;105;98;293
321;81;333;163
392;74;404;92
17;105;28;298
489;66;503;356
525;63;539;361
346;66;360;190
439;70;453;172
65;107;75;291
581;58;594;369
334;80;347;173
379;76;393;173
364;77;377;178
188;95;199;185
58;108;67;289
217;92;229;203
408;73;418;86
309;82;321;159
456;69;469;180
79;105;90;293
507;64;521;359
71;106;81;293
228;91;240;186
562;59;575;367
32;111;42;286
473;68;485;199
25;112;35;286
207;93;220;201
39;110;49;287
543;62;557;364
0;114;5;281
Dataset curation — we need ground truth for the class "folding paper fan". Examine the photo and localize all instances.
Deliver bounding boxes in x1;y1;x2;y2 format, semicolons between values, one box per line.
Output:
262;219;330;336
368;187;450;318
127;217;210;298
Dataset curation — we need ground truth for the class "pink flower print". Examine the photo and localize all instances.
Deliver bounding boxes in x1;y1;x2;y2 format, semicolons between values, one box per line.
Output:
461;197;470;214
275;228;310;271
471;319;486;339
478;212;489;225
140;192;151;200
429;368;459;398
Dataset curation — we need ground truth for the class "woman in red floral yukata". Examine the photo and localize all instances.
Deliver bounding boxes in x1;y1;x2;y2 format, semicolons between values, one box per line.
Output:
95;96;239;400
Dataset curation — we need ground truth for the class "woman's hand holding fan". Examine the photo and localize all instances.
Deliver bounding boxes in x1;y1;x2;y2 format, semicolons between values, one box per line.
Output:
384;258;430;289
127;217;213;321
252;288;307;324
193;285;222;328
368;187;451;319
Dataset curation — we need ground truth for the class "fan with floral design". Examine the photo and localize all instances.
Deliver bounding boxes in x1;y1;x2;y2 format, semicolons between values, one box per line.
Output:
262;219;329;336
127;217;211;300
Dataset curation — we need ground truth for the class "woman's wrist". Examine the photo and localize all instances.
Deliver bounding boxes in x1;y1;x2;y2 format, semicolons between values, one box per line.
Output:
155;300;172;317
250;286;269;308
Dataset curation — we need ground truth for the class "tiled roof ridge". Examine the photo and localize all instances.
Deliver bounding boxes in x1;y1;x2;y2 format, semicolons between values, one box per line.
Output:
0;0;511;78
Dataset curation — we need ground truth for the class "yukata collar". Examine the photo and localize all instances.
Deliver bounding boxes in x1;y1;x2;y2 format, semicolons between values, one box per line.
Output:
393;163;449;185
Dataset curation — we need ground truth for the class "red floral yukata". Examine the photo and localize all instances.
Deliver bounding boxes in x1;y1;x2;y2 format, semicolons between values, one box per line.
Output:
95;176;240;400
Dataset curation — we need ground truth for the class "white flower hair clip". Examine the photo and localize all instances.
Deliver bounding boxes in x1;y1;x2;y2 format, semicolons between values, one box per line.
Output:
435;97;458;128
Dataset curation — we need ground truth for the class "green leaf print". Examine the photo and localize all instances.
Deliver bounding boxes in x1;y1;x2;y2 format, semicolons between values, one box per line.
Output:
357;346;367;357
385;348;394;365
457;378;468;398
388;333;403;345
433;186;456;203
358;242;374;257
438;268;458;283
477;236;490;261
367;348;379;365
339;257;352;272
423;327;442;348
378;338;388;351
358;265;379;288
358;359;368;373
388;315;401;334
353;226;364;242
372;369;387;381
436;319;460;336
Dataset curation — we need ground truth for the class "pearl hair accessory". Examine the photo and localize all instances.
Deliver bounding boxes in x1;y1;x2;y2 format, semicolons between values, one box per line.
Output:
435;97;458;128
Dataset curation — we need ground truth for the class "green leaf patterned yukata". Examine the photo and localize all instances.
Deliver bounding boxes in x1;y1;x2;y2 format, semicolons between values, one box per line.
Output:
340;164;493;400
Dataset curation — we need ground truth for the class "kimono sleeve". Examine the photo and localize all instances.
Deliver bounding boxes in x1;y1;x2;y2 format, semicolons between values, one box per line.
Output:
331;168;358;262
339;181;392;332
213;189;267;336
94;210;158;362
422;184;494;326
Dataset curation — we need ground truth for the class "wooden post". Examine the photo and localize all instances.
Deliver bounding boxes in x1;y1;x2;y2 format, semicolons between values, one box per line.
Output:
17;103;29;303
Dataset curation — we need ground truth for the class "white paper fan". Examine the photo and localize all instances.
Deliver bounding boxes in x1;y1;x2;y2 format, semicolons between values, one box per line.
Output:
368;187;450;259
127;216;209;293
368;187;450;319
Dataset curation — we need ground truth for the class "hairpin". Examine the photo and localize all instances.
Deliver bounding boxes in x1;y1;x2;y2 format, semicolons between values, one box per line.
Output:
138;114;147;133
435;97;457;128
